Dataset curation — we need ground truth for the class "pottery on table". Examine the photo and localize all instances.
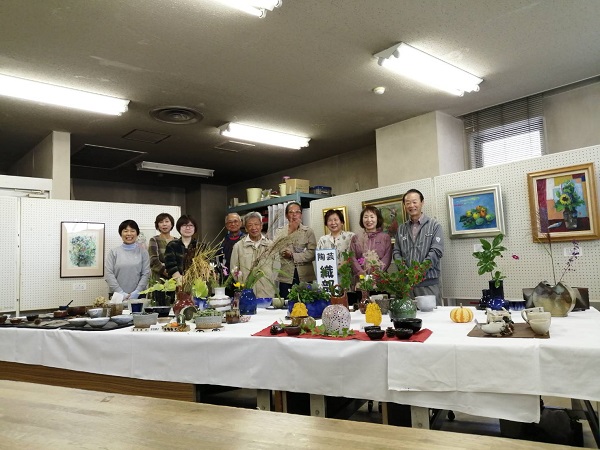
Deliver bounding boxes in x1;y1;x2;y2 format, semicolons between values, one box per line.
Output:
392;317;422;333
394;328;414;340
87;317;110;328
366;328;385;340
532;281;577;317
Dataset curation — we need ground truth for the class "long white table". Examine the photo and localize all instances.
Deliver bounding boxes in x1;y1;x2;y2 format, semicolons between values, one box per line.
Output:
1;307;598;424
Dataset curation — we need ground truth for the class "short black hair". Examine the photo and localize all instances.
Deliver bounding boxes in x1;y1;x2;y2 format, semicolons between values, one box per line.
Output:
176;215;198;233
404;189;424;202
118;220;140;235
154;213;175;231
359;206;383;229
323;209;345;226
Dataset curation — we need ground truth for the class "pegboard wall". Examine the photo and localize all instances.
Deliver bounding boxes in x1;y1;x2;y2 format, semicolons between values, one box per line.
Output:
0;197;19;311
18;198;180;312
310;145;600;302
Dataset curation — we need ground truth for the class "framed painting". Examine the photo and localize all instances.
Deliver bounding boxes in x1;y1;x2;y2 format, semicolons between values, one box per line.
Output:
321;206;349;234
362;195;406;240
527;163;600;242
447;185;505;238
60;222;105;277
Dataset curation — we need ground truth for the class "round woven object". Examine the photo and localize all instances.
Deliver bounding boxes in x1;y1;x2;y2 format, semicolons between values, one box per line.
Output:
321;304;351;334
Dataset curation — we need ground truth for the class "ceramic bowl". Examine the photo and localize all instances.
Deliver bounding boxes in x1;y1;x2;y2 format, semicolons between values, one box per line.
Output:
68;317;87;327
132;313;158;328
67;306;87;316
284;325;301;336
240;315;251;323
392;318;422;333
53;310;68;318
0;315;7;324
10;317;23;324
110;314;133;325
364;325;381;333
87;317;110;328
395;328;414;340
144;306;171;317
87;308;105;318
256;298;272;308
366;328;385;340
26;314;39;322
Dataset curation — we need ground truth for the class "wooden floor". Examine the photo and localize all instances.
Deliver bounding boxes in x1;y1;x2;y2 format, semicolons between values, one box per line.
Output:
0;380;581;450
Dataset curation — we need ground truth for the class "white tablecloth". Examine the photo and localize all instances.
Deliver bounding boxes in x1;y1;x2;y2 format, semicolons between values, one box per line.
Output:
4;307;594;422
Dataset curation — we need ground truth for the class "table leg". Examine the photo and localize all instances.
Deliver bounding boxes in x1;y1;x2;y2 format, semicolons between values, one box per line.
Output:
257;389;271;411
310;394;326;417
411;406;430;429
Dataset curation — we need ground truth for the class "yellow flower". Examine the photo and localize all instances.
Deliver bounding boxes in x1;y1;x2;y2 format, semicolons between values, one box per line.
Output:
233;281;243;288
559;194;571;205
359;274;365;280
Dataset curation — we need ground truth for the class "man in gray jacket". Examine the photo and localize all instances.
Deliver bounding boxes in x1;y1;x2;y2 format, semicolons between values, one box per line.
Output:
392;189;444;305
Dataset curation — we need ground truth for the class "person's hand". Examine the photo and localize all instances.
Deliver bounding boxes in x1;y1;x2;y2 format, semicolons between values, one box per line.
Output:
281;249;293;259
130;290;140;299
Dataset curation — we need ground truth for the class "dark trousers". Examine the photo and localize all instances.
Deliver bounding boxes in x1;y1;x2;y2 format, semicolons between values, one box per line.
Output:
279;268;300;299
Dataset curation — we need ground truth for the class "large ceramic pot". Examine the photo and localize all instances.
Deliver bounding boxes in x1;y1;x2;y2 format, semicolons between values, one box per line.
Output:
287;299;330;319
321;304;351;334
330;285;349;310
388;297;417;320
532;281;577;317
488;280;504;300
239;288;257;315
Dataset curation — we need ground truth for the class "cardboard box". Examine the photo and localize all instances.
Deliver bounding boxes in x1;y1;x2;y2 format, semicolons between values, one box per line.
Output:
286;178;310;194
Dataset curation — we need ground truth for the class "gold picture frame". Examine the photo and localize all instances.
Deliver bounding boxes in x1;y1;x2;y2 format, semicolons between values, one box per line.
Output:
321;206;349;234
527;162;600;242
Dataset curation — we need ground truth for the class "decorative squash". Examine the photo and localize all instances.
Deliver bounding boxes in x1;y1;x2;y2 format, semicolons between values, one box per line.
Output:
290;302;308;317
365;302;382;326
450;304;473;323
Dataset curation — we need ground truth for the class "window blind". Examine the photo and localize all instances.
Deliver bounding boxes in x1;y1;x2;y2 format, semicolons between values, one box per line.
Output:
462;94;546;169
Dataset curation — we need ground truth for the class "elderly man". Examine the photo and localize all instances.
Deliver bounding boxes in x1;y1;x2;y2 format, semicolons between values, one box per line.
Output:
220;212;245;274
393;188;444;305
230;212;275;298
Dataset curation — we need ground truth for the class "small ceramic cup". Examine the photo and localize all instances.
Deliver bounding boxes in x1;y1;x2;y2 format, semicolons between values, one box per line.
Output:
415;295;436;312
521;307;545;323
486;309;510;323
529;318;551;335
527;311;551;323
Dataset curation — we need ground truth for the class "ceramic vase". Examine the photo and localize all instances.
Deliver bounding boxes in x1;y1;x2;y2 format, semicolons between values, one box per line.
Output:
388;297;417;319
532;281;577;317
287;299;330;319
213;287;227;298
173;291;194;316
488;279;504;300
358;290;370;314
330;285;349;310
563;210;578;229
239;289;257;315
321;304;351;334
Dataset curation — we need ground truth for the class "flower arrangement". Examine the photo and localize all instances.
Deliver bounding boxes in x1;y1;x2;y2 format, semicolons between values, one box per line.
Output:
472;233;507;288
337;250;354;291
554;180;584;214
356;274;376;292
372;259;431;300
287;282;331;303
537;233;580;285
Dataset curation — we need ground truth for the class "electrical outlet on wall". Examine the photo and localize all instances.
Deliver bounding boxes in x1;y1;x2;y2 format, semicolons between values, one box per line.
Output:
473;244;483;252
72;282;87;291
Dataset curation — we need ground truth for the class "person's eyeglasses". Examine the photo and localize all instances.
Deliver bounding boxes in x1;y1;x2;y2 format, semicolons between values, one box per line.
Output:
288;210;302;215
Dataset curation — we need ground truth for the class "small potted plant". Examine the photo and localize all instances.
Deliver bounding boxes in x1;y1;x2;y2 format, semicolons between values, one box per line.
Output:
472;233;507;304
194;308;223;329
286;282;331;319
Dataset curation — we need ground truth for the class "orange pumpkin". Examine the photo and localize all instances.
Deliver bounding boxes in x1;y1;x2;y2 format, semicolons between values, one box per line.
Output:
450;304;473;323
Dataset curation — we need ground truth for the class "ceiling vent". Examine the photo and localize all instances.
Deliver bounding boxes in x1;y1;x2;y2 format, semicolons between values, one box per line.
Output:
150;106;203;125
71;145;147;170
122;129;170;144
214;140;256;152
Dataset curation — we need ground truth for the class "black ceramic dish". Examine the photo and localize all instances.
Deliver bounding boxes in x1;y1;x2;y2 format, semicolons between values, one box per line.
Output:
26;314;39;322
392;318;422;333
284;325;301;336
365;328;385;340
395;328;414;340
144;306;171;317
364;325;381;333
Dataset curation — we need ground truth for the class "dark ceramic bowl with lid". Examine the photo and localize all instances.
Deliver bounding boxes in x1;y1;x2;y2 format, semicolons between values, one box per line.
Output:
365;328;385;340
392;318;422;333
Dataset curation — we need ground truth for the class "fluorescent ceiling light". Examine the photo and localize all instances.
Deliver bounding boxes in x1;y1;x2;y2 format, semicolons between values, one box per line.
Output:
136;161;214;178
211;0;281;17
374;42;483;96
0;74;129;115
219;122;310;150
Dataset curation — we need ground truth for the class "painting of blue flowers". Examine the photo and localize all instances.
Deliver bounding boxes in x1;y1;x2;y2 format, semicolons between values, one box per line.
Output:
61;222;105;277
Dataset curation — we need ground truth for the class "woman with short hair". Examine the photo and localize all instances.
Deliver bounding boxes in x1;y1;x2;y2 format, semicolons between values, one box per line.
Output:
317;209;355;268
164;215;198;279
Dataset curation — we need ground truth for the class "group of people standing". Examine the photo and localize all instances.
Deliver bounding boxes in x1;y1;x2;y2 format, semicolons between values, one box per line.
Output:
104;188;443;304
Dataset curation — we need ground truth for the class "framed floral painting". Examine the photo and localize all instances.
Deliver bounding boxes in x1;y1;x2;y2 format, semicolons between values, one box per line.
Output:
362;195;407;241
447;185;505;238
527;163;600;242
321;206;349;234
60;222;105;277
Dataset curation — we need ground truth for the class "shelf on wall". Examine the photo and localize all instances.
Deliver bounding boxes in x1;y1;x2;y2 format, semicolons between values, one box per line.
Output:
227;193;329;214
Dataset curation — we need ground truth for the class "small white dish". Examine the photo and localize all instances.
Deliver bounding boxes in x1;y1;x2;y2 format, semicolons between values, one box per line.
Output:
111;314;133;325
68;317;87;327
87;317;110;328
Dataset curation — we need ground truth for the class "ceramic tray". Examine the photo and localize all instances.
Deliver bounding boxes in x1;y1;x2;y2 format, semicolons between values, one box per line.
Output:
467;322;550;339
60;321;133;331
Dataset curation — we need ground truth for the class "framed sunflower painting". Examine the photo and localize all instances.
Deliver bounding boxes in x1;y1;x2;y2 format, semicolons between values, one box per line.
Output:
527;163;600;242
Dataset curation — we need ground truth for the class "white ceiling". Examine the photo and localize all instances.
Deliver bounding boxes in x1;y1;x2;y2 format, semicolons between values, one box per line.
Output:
2;0;600;187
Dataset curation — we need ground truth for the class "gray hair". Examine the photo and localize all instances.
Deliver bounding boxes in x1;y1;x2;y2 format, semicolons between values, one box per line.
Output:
225;212;241;223
243;211;263;226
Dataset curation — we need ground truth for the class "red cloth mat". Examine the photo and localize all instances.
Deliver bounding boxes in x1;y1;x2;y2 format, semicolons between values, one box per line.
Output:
253;322;432;343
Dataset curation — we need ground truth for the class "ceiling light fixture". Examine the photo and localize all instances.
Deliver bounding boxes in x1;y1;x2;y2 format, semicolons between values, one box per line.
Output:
219;122;310;150
374;42;483;96
212;0;282;18
136;161;214;178
0;74;130;115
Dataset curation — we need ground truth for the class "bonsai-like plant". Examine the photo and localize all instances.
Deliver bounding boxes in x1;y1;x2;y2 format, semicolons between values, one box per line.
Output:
472;233;507;288
372;259;431;300
287;282;331;303
337;250;354;292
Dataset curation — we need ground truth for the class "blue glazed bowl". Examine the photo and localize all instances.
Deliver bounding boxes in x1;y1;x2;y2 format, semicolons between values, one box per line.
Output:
256;298;272;309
